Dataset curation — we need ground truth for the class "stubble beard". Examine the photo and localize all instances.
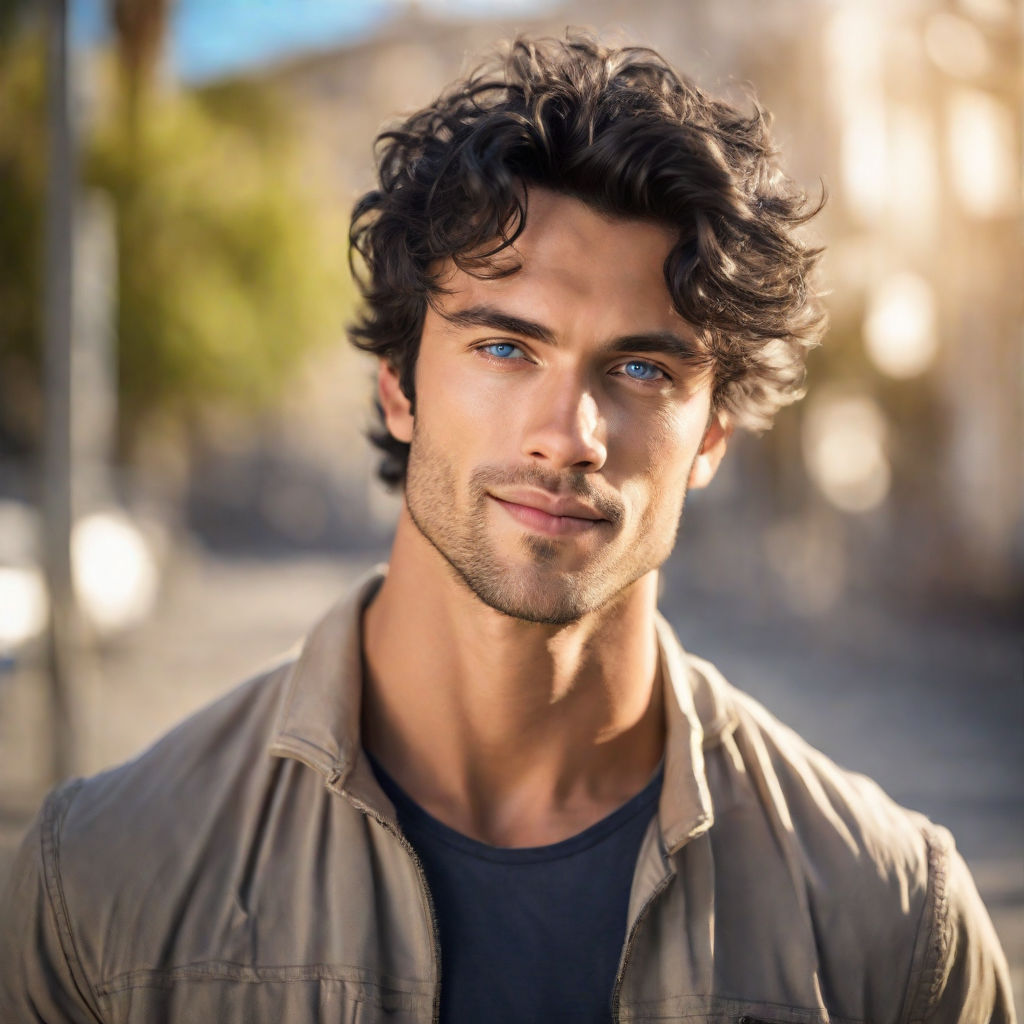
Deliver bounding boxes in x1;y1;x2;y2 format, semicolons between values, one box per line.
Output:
402;424;685;626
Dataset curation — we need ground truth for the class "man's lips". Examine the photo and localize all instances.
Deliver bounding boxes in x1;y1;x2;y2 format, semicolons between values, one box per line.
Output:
490;492;610;537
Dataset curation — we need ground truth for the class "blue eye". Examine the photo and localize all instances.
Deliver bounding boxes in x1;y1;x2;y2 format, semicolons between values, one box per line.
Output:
622;360;664;381
483;342;521;359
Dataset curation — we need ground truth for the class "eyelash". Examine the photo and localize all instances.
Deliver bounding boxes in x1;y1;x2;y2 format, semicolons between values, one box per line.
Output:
475;343;673;387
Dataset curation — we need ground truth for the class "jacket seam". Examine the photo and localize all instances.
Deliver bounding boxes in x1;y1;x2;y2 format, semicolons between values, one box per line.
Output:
97;958;430;991
900;824;952;1024
617;992;860;1023
918;827;952;1020
40;780;103;1022
96;960;433;995
269;732;342;780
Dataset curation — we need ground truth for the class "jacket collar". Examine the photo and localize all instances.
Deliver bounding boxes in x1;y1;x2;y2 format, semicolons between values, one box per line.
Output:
270;567;738;851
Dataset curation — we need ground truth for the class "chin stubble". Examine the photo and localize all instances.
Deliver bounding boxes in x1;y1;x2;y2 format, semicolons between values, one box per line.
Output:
402;424;686;625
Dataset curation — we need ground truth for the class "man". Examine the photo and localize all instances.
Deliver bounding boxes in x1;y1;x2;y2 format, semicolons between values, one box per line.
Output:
0;33;1013;1024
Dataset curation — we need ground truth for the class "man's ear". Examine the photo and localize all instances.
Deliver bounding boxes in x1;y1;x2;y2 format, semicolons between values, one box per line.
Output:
378;360;414;444
688;412;732;490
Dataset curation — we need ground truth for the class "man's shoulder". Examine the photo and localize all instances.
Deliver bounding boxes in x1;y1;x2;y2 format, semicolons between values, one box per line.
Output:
682;650;1013;1020
0;658;309;1014
686;650;936;864
685;652;939;961
45;655;304;907
22;572;384;972
66;655;295;828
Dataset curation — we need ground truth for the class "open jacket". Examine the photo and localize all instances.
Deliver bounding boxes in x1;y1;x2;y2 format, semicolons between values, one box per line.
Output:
0;570;1013;1023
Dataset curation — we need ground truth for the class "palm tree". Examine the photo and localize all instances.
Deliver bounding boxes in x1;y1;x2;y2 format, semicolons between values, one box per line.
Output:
109;0;175;137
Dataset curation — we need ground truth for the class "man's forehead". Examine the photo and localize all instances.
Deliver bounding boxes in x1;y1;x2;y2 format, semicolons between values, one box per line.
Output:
434;189;680;315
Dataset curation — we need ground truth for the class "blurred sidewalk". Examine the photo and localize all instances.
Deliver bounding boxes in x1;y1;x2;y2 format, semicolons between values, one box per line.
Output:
1;547;1021;1011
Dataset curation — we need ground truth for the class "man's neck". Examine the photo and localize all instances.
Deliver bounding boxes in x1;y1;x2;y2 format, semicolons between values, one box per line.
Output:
361;511;665;847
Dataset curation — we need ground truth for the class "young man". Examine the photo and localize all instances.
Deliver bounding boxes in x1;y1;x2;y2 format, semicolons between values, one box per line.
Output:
0;34;1013;1024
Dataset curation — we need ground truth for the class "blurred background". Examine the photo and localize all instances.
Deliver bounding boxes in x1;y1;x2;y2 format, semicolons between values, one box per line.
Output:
0;0;1021;1008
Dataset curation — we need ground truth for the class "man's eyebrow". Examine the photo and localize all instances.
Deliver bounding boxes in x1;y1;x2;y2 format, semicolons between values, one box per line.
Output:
439;305;555;343
607;332;712;368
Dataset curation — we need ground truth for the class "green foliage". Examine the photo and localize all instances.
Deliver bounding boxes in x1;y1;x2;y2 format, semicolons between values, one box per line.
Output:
0;30;46;451
88;78;348;451
0;26;349;458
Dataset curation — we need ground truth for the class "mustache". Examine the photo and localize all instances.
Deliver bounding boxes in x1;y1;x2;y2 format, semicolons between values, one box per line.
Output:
470;465;625;525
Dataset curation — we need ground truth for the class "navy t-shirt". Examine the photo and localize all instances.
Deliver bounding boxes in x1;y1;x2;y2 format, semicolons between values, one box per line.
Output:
370;757;663;1023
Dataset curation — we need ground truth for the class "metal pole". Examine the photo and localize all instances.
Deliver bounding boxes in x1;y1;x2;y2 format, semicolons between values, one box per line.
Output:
42;0;77;783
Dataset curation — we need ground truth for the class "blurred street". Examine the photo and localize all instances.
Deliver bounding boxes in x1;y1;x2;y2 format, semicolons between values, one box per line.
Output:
1;547;1020;1010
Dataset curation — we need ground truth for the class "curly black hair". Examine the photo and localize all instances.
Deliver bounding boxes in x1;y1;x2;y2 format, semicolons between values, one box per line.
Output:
349;33;827;487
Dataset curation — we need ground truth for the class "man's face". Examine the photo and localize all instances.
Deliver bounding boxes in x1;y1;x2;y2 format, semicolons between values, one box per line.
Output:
380;189;729;625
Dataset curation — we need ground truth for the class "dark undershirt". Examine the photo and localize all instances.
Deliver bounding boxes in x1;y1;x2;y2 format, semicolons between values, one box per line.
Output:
369;756;663;1023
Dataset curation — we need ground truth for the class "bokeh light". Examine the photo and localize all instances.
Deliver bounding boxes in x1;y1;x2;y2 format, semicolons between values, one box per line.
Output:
948;89;1017;218
826;6;888;224
0;567;48;650
863;272;939;379
802;393;891;514
72;511;159;636
888;106;939;238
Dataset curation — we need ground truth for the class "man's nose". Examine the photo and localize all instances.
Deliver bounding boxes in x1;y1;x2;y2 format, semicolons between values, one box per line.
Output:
519;374;607;472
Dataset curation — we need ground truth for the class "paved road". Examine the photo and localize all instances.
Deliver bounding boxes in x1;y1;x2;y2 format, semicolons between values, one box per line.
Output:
1;547;1021;1012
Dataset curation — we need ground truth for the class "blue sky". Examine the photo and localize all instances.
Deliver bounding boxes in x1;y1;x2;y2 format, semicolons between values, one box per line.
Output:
71;0;555;83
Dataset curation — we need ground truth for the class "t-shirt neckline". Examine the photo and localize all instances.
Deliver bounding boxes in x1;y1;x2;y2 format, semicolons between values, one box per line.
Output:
367;751;664;865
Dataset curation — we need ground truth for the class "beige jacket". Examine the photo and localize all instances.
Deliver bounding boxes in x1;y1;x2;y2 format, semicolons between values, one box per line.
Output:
0;571;1013;1023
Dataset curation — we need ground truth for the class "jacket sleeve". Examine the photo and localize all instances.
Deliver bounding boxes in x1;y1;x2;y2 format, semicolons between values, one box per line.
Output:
0;784;104;1024
903;824;1016;1024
